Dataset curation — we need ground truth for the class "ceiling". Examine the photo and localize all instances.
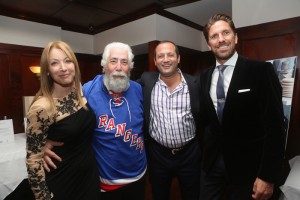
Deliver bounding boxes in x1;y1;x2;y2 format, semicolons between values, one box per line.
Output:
0;0;231;35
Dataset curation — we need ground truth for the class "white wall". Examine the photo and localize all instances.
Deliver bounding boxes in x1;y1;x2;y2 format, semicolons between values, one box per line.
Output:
94;14;203;54
233;0;300;28
0;15;94;54
94;15;157;55
62;31;94;54
156;15;202;52
1;14;203;54
0;16;61;48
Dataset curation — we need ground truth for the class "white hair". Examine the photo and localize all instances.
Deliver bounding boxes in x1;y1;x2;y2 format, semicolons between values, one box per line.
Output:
101;42;134;70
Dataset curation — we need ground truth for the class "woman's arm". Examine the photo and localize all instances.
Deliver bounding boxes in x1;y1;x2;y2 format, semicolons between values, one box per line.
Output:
26;100;53;200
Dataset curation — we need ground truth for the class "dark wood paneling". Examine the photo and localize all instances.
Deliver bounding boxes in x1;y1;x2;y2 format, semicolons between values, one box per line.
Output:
179;46;213;75
240;34;296;61
147;40;160;72
0;53;10;119
0;44;43;133
77;53;102;84
20;55;41;96
9;54;23;133
132;54;148;80
237;17;300;41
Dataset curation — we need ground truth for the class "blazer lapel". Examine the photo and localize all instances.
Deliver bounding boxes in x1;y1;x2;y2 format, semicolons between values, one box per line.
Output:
141;72;159;126
204;66;220;122
223;56;247;120
184;74;197;112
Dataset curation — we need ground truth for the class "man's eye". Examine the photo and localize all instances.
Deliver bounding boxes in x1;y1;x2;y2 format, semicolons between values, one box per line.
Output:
210;35;217;40
110;60;117;64
121;61;128;65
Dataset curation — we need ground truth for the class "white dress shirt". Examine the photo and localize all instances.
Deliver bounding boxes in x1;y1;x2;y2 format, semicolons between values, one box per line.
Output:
149;69;196;148
210;51;238;112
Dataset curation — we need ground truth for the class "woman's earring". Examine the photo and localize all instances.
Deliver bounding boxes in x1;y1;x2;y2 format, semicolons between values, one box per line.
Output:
47;72;50;76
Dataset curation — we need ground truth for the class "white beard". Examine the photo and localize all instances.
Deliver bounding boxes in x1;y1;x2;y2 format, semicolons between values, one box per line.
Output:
104;71;130;93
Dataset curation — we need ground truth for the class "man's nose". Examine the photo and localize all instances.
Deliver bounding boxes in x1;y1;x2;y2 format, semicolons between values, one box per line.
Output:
218;33;225;42
162;55;170;62
115;62;122;70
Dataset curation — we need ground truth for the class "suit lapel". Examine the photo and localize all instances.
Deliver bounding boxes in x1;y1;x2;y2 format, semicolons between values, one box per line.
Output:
223;56;247;120
204;66;219;122
184;74;196;111
142;72;158;124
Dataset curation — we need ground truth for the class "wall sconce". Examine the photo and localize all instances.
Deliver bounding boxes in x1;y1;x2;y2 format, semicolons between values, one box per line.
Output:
29;66;41;77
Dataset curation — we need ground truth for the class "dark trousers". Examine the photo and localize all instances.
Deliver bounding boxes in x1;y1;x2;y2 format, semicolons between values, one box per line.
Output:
147;138;201;200
101;174;146;200
200;154;253;200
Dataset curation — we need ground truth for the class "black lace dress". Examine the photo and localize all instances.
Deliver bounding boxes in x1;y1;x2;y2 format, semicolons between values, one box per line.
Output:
26;93;100;200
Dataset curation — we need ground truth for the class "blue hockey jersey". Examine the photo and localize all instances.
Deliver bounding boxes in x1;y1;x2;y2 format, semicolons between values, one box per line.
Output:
83;74;147;192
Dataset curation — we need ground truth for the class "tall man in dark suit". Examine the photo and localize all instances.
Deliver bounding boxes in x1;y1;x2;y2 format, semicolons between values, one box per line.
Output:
140;41;201;200
199;13;286;200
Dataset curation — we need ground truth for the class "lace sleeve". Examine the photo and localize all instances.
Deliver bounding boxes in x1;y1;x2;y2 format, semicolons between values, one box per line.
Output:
26;99;54;200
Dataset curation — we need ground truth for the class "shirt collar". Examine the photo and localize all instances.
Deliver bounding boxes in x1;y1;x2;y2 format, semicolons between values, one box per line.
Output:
216;51;238;68
158;68;187;85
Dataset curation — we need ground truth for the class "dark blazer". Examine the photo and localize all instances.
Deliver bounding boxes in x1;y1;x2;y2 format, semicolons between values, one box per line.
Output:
200;56;286;184
139;71;201;140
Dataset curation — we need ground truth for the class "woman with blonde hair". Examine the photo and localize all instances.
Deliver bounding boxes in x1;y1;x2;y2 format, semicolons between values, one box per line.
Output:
26;41;100;199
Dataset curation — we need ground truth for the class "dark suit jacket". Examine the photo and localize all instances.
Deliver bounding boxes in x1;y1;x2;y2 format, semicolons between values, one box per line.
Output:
139;71;201;141
200;56;286;184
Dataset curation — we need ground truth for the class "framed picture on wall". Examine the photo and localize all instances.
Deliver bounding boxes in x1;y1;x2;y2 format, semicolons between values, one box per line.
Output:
267;56;297;144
